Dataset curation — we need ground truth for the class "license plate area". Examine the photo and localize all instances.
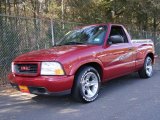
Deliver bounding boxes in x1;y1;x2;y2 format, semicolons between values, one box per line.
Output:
19;85;30;93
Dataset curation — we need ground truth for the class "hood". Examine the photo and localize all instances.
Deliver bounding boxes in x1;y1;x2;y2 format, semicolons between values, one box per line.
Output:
14;45;94;62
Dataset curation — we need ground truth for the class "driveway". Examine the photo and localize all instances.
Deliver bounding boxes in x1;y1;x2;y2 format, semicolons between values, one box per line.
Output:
0;62;160;120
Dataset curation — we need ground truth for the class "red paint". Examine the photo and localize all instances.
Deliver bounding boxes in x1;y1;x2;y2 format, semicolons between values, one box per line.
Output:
8;24;155;94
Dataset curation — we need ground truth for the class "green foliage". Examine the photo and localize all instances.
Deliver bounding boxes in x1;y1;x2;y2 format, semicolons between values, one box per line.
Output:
0;0;160;31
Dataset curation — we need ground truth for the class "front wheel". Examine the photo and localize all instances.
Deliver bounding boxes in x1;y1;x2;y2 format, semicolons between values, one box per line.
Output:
138;56;153;78
72;66;101;103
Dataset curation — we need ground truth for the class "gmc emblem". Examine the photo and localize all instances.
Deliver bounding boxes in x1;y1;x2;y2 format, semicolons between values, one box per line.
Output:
20;66;30;71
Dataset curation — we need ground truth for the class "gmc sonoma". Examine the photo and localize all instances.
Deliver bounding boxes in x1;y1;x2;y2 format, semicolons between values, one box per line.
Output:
8;24;155;102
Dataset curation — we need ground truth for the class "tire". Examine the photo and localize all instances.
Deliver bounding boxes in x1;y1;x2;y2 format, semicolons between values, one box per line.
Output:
138;56;153;78
72;66;101;103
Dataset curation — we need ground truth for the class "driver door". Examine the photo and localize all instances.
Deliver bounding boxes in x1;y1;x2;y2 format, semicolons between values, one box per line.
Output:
103;25;134;80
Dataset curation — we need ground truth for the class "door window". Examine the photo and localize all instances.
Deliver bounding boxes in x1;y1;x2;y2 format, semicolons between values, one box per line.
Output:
109;26;128;43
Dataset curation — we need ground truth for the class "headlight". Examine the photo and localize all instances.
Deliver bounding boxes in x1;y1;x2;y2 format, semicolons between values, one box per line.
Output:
40;62;65;75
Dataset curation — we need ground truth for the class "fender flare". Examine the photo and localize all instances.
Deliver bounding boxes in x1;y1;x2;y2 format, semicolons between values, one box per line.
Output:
144;50;155;62
69;59;104;76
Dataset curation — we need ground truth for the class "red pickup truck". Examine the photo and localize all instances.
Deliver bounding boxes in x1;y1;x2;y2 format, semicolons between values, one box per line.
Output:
8;24;155;102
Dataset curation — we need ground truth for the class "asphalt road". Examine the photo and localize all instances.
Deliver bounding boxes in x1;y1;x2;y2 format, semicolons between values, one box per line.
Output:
0;68;160;120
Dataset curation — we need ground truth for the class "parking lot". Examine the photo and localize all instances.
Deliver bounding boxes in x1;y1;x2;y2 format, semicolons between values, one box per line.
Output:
0;64;160;120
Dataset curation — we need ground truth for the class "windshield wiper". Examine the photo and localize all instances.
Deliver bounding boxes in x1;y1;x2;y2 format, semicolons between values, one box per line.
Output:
63;41;84;45
54;44;63;46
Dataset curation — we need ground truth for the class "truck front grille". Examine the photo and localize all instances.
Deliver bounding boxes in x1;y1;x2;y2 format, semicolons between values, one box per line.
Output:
15;64;38;75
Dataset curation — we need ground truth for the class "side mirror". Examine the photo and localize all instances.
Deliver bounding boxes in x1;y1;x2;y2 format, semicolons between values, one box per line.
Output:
108;35;124;44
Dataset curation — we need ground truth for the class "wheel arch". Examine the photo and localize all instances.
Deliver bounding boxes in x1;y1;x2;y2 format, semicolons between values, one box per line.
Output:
146;52;154;63
74;62;103;81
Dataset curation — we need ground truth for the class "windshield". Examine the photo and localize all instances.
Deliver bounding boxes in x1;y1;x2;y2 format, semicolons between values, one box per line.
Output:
57;25;107;46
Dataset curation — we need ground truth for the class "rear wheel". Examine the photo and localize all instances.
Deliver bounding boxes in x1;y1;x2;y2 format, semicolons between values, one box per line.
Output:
72;66;100;103
138;56;153;78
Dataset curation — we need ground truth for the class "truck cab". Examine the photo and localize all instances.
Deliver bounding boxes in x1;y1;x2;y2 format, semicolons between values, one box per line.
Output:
8;24;155;103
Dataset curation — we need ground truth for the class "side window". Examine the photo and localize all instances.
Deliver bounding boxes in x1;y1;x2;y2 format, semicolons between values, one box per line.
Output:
109;26;128;43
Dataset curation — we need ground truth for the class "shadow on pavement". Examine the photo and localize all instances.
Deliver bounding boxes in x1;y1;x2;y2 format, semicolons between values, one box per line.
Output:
31;72;142;104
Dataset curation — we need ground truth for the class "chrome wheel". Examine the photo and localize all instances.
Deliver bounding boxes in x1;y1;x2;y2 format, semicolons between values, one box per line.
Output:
138;56;153;78
81;72;99;98
145;57;153;77
72;66;100;102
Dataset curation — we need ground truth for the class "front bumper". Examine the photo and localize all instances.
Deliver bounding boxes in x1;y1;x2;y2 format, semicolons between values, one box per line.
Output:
8;73;74;96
